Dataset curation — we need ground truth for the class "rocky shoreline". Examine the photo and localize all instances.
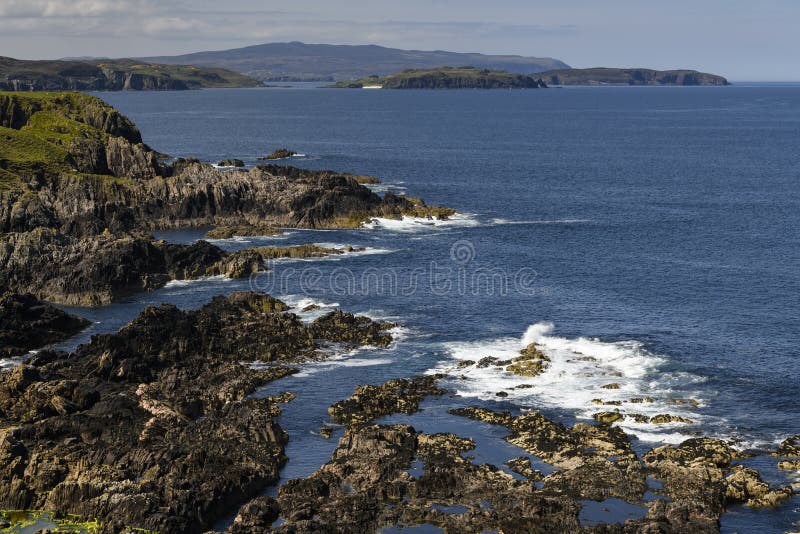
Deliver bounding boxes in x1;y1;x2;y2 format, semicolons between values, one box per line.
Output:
1;91;798;532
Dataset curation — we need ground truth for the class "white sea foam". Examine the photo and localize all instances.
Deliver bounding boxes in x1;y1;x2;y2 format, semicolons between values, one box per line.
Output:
163;275;231;288
0;357;23;372
433;322;710;445
362;213;481;233
490;218;592;226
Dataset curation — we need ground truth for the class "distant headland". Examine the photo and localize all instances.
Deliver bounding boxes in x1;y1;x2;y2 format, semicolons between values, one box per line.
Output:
330;67;548;89
0;56;261;91
538;68;730;86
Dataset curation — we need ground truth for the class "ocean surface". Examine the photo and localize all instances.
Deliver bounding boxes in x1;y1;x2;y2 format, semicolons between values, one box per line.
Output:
25;85;800;531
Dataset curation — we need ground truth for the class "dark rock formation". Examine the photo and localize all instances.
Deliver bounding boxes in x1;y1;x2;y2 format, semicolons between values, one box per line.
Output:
328;375;447;426
0;292;90;358
0;292;392;532
206;224;282;239
0;230;352;305
217;159;245;167
450;406;792;532
258;148;297;160
268;424;581;533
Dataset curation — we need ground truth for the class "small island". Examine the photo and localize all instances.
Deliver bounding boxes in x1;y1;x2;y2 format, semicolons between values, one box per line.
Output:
0;56;262;91
538;67;729;86
331;66;548;89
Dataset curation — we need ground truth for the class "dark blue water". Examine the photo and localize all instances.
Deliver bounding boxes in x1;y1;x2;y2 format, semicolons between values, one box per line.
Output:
55;86;800;531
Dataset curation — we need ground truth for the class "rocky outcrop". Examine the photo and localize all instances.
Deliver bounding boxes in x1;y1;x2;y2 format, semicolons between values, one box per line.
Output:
217;159;245;167
328;375;447;426
0;229;356;305
266;424;581;533
206;224;282;239
0;292;90;358
258;148;297;160
450;406;792;532
0;292;392;532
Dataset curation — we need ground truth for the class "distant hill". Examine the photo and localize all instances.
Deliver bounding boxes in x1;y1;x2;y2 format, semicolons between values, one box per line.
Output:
137;41;569;82
539;68;729;86
332;67;548;89
0;57;261;91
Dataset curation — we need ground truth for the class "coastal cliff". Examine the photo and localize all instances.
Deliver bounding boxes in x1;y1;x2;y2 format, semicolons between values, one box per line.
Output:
0;91;454;304
0;57;261;91
332;66;548;89
539;67;730;86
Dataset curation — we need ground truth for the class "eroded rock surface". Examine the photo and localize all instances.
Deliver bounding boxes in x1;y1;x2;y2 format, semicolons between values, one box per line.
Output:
0;291;392;532
328;375;447;426
0;292;90;357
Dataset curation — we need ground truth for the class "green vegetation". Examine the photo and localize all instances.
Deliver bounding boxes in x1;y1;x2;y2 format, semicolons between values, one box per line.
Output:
0;56;261;91
0;510;101;533
0;91;138;188
96;59;261;88
331;66;548;89
538;68;730;86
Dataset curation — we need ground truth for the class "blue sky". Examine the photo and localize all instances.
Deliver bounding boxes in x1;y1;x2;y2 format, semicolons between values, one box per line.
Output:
1;0;798;80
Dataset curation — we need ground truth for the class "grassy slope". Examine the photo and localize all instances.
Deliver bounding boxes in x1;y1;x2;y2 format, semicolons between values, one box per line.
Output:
0;92;131;190
96;59;262;88
537;67;729;86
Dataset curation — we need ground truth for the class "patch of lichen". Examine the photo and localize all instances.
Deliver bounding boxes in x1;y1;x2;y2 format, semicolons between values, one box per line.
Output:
0;510;101;533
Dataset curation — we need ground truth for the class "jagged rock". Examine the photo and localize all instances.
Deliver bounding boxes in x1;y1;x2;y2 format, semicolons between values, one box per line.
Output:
650;414;694;424
309;310;395;348
0;230;355;305
328;375;446;426
272;424;581;533
205;224;282;239
593;411;624;424
776;435;800;457
217;159;245;167
601;383;621;390
227;496;280;533
0;292;90;357
0;292;391;532
724;465;792;508
505;342;550;377
258;148;296;160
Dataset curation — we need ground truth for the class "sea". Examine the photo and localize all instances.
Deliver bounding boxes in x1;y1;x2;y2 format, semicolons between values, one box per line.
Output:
15;83;800;531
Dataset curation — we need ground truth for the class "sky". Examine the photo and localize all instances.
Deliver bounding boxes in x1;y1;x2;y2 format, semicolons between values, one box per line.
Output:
0;0;798;81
